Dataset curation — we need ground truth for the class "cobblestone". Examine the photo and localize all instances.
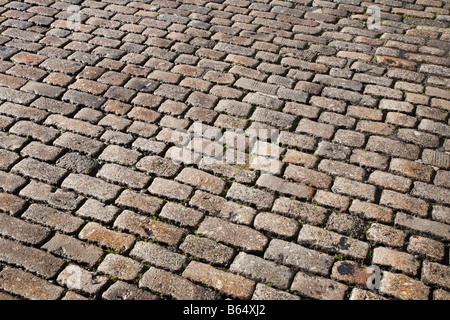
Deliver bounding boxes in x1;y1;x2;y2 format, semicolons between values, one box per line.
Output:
0;0;448;301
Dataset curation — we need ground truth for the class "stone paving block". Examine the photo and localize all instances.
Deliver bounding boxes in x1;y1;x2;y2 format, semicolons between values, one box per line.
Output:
0;267;64;300
331;259;375;288
190;190;256;225
297;224;369;260
0;0;448;300
175;167;226;195
102;281;159;300
57;264;109;296
98;144;141;166
407;235;446;262
230;252;293;290
331;177;377;202
197;216;268;254
379;271;430;300
0;171;26;193
272;197;328;225
380;189;429;217
98;253;143;281
12;158;67;185
10;120;59;144
0;212;49;245
184;261;256;299
252;283;300;300
0;192;27;216
42;233;103;267
130;241;186;272
264;239;334;277
148;177;193;201
139;267;219;300
0;237;65;279
227;182;275;210
62;173;122;203
114;210;184;246
79;222;135;254
395;212;450;242
291;271;348;300
254;211;300;239
97;163;151;189
373;247;421;276
22;203;84;234
54;132;104;157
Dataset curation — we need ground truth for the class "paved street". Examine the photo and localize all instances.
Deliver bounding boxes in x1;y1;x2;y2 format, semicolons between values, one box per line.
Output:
0;0;449;300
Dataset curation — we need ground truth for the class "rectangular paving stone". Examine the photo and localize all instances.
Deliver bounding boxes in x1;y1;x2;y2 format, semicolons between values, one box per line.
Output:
31;97;77;115
0;170;26;193
0;149;20;171
139;267;219;300
250;107;296;130
45;114;104;138
0;212;49;245
102;281;158;301
98;253;143;282
284;164;332;190
175;167;226;195
19;180;83;211
115;189;164;216
373;247;420;276
379;271;430;300
0;267;64;300
395;212;450;241
42;233;103;267
184;261;256;299
190;190;256;226
130;241;186;272
40;58;84;75
22;203;84;234
264;239;334;276
227;182;275;211
62;90;106;109
12;158;67;185
272;197;328;225
57;264;109;296
254;211;300;239
53;132;104;157
148;177;193;201
97;163;151;189
0;192;27;216
114;210;184;246
98;144;141;166
21;81;65;98
197;216;268;253
0;87;36;105
0;237;65;279
257;173;314;200
0;102;48;122
331;177;377;202
61;173;122;202
291;271;348;300
411;181;450;206
79;222;135;254
421;261;450;291
75;198;120;224
10;120;59;144
180;234;234;266
366;136;421;160
230;252;293;290
297;224;369;260
380;189;429;217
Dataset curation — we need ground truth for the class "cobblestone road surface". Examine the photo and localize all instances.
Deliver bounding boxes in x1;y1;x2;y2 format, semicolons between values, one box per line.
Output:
0;0;449;300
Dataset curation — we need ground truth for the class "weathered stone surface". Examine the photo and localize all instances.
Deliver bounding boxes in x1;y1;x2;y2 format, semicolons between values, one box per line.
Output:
0;0;447;301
